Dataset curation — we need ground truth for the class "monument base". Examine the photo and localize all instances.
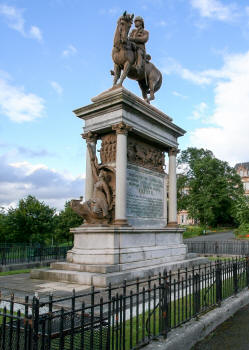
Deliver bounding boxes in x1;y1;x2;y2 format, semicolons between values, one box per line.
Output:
31;226;208;287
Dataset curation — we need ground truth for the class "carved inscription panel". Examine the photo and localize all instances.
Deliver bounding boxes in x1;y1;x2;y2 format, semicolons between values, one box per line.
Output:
126;164;165;220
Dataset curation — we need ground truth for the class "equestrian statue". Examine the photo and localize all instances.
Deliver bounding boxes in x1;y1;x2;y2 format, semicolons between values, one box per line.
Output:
111;12;162;103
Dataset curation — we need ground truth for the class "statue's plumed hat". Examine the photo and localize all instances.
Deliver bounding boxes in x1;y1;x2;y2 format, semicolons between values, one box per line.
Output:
134;16;144;27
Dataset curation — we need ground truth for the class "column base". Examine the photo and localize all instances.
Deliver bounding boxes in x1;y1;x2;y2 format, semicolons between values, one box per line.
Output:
167;221;178;228
114;219;130;226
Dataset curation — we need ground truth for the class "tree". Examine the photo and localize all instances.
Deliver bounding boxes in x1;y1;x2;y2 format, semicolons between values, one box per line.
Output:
0;207;6;242
3;195;55;243
177;147;243;227
54;201;83;243
232;194;249;225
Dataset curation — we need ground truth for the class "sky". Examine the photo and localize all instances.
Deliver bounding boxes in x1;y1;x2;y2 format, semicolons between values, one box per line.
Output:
1;0;249;210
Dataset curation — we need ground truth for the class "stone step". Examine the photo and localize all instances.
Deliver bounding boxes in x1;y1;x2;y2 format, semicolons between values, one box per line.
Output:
31;269;93;285
51;253;187;274
186;253;199;259
32;256;208;287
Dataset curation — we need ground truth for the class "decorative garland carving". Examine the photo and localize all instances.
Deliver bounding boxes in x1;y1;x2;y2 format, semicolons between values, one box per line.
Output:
100;133;117;164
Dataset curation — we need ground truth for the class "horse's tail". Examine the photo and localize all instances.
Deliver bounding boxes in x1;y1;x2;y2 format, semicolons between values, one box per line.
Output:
154;71;162;93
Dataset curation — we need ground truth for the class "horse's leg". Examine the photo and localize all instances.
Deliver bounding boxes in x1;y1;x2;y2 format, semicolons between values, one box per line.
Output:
138;80;150;103
148;78;155;102
113;64;121;86
119;61;131;85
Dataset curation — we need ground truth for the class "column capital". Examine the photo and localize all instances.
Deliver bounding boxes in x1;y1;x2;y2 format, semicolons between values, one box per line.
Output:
81;131;98;143
112;122;133;135
168;147;179;157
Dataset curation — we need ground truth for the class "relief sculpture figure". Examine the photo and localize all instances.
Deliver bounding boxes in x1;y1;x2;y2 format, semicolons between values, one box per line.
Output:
111;12;162;103
70;144;115;224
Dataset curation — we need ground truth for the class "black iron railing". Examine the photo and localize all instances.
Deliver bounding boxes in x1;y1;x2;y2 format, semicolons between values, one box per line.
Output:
1;257;249;349
0;245;72;265
185;239;249;255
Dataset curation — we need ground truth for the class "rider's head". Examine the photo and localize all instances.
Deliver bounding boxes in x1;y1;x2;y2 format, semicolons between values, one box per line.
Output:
134;16;144;28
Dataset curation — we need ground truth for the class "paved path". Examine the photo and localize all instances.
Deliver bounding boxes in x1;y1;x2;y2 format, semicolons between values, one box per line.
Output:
0;273;90;301
185;230;235;241
193;303;249;350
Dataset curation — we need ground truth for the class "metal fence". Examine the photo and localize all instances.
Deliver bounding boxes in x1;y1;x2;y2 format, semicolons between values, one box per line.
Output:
1;257;249;349
0;245;72;265
186;240;249;255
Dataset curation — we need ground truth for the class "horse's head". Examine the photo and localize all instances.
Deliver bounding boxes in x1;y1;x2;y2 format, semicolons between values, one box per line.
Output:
117;11;134;44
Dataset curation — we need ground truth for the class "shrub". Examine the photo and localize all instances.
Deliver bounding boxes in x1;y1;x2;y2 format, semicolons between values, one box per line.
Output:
183;225;203;239
235;223;249;238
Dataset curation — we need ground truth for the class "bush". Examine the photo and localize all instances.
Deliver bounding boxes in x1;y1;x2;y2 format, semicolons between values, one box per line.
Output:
183;226;204;239
235;223;249;239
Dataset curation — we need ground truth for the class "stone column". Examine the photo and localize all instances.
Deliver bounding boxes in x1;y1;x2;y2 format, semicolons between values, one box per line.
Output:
82;131;98;201
112;122;132;225
168;147;178;227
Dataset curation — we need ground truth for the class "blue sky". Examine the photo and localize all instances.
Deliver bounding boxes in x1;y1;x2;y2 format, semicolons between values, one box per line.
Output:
1;0;249;210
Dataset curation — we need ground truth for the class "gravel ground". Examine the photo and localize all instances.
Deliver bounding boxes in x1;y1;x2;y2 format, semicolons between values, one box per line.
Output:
192;303;249;350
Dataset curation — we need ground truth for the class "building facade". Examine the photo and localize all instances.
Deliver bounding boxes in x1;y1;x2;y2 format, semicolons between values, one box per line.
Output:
235;162;249;196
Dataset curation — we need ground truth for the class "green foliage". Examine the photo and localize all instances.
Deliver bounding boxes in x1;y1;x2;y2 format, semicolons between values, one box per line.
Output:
182;225;203;239
177;174;189;211
0;196;83;244
2;195;55;244
235;223;249;238
0;207;6;242
232;195;249;225
178;147;243;227
53;201;83;244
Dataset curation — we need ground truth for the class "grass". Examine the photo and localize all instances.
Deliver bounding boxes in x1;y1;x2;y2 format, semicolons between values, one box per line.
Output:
0;269;31;277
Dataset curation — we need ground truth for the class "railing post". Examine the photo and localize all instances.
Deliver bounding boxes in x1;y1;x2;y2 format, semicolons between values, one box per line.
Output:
193;273;201;315
215;262;222;305
32;295;40;350
246;256;249;289
233;262;238;295
162;271;170;339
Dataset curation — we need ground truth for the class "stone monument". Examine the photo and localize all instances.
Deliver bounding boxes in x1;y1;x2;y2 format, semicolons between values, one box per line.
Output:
31;12;205;287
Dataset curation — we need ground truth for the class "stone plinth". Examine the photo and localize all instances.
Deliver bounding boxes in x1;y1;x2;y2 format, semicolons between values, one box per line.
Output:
31;226;207;287
30;87;207;287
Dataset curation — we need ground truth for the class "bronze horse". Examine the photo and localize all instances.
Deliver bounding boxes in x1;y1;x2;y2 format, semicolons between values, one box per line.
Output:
112;12;162;103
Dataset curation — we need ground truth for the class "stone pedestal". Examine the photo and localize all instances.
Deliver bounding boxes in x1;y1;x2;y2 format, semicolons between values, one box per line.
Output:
31;87;206;286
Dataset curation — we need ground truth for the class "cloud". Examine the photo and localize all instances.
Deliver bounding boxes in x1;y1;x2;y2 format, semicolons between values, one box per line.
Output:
0;4;42;41
0;143;54;158
157;20;167;27
29;25;42;41
99;7;121;16
0;72;45;122
62;45;77;57
0;156;84;210
0;4;25;34
16;146;54;158
190;102;208;120
190;0;238;21
172;91;187;99
50;81;63;95
162;57;227;85
189;50;249;164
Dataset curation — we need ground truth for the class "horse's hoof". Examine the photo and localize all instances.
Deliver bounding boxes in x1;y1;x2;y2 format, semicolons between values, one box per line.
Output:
112;83;122;89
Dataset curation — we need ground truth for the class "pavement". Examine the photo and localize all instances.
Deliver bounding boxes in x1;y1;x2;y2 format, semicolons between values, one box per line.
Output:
193;303;249;350
0;272;90;301
185;230;235;241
